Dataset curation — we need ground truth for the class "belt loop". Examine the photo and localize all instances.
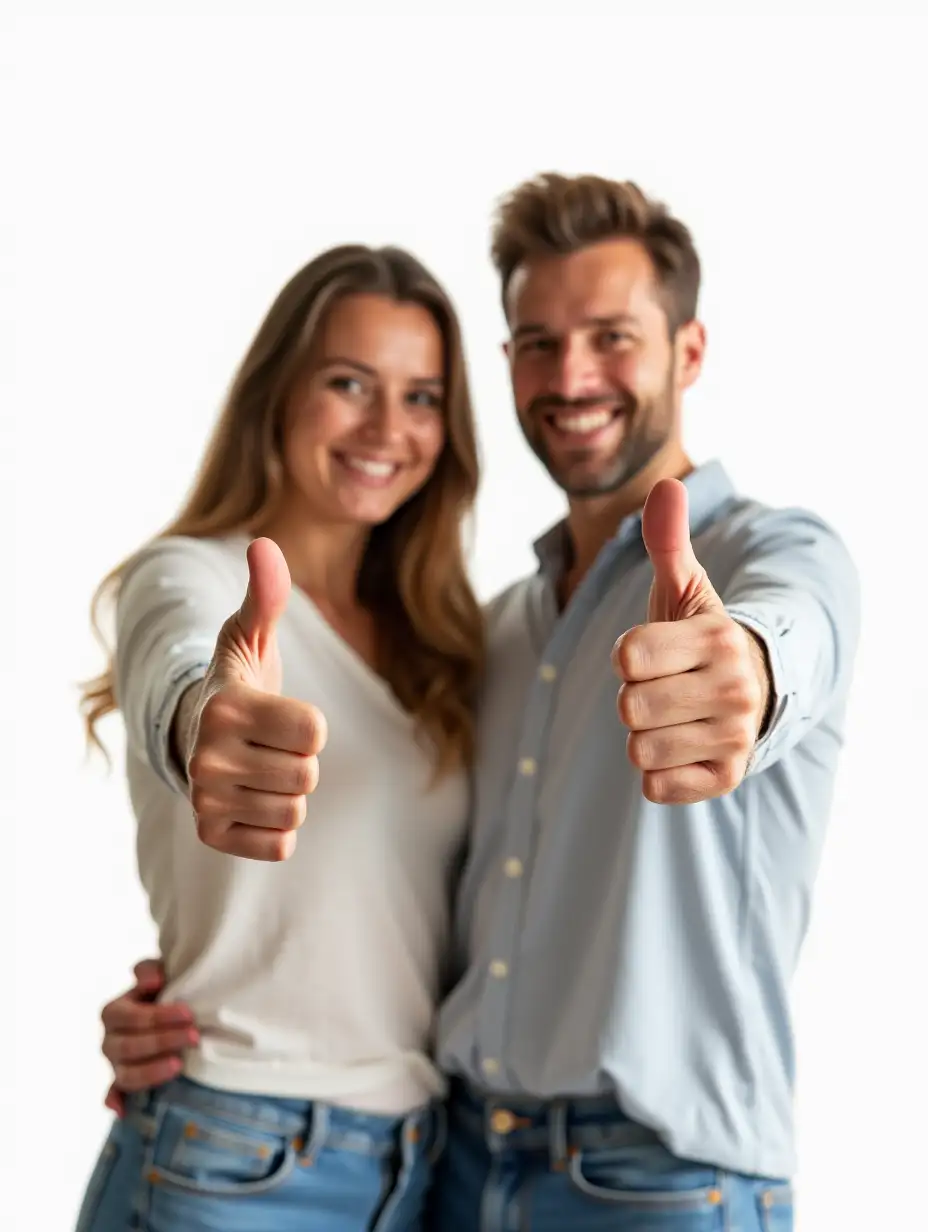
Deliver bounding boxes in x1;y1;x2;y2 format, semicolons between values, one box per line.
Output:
300;1099;327;1166
549;1099;569;1172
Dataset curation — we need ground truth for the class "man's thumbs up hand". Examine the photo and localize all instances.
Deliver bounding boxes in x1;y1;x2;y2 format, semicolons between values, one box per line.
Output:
611;480;771;805
641;479;726;623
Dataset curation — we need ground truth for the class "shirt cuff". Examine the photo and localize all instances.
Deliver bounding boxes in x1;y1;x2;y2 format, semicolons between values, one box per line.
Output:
726;606;790;775
146;661;210;795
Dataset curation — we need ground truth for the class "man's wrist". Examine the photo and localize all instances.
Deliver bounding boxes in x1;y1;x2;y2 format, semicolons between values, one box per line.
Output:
739;624;775;740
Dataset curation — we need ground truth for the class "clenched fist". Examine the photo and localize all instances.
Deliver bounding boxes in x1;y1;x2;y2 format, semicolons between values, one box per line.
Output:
183;537;327;861
612;479;771;806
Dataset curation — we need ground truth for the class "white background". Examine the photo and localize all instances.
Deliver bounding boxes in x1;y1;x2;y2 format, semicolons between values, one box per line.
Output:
6;9;928;1231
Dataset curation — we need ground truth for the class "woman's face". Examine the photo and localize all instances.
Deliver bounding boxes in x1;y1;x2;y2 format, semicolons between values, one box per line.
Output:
280;293;447;528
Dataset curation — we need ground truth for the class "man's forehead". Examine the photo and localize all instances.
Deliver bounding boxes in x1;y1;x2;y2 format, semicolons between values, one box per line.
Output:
507;239;660;333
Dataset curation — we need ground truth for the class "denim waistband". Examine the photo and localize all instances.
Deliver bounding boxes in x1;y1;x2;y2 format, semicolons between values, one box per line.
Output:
447;1077;661;1158
126;1076;445;1162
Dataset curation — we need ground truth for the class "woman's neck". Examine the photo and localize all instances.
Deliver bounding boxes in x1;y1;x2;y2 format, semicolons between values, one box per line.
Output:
258;506;369;613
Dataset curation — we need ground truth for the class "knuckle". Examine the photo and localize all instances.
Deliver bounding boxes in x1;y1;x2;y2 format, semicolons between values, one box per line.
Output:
309;706;328;753
292;756;314;795
616;631;645;680
710;618;741;658
618;684;644;729
267;832;296;862
642;772;669;804
283;797;306;832
717;763;742;794
296;705;326;755
195;816;225;848
304;755;320;795
626;731;653;771
186;751;213;787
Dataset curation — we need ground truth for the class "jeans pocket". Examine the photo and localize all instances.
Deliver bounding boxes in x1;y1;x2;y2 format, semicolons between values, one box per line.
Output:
567;1140;723;1218
758;1183;794;1231
75;1133;122;1232
147;1104;297;1197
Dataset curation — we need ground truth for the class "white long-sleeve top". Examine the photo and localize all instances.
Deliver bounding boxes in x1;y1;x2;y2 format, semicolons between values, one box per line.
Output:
114;534;470;1114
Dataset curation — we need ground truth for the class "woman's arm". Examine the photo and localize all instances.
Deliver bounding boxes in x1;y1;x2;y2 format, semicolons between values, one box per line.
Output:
115;537;237;792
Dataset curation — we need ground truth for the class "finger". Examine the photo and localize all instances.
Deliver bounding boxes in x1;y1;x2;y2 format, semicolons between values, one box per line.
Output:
618;671;719;731
642;760;745;806
195;786;307;834
102;997;194;1033
104;1083;126;1118
195;688;326;760
191;741;319;796
103;1025;199;1066
613;622;706;682
627;717;755;772
211;824;298;862
237;538;291;648
613;614;739;682
642;479;725;621
132;959;166;992
243;694;328;757
113;1056;184;1094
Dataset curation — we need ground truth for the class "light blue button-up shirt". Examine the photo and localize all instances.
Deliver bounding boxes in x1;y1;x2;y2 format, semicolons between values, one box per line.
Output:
437;460;860;1179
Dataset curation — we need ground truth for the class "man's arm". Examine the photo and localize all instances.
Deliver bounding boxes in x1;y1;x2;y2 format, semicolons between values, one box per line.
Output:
723;506;861;776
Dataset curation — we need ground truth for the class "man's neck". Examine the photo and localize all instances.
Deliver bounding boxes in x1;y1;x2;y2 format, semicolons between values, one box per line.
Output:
559;447;694;606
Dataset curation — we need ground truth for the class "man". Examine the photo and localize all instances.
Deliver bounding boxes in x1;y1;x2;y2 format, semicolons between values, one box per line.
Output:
99;174;859;1229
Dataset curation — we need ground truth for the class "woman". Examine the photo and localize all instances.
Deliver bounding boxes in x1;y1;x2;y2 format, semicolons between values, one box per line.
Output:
75;244;483;1232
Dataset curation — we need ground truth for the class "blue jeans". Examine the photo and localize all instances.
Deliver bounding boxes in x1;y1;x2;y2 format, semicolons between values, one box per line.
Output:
75;1076;445;1232
428;1081;793;1231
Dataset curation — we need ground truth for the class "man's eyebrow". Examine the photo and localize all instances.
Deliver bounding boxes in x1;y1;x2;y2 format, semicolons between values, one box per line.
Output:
512;313;641;340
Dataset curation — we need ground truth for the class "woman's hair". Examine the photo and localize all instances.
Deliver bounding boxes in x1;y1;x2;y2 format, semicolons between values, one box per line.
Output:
80;244;484;777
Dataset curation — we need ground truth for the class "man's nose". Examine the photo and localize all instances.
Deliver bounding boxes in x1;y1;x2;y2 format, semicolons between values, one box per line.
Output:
548;336;602;401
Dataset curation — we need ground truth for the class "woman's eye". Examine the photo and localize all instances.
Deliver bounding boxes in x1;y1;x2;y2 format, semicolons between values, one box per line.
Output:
408;390;442;410
330;375;364;396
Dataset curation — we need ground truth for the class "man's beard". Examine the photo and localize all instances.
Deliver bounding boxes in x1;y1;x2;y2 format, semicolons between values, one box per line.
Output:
520;378;675;499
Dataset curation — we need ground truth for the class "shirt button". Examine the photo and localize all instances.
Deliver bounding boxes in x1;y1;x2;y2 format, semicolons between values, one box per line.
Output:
481;1057;500;1076
503;857;523;878
489;959;508;979
518;757;537;776
538;663;557;682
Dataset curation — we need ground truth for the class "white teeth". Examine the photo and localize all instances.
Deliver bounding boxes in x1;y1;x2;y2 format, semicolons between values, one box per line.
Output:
553;408;615;434
342;457;397;478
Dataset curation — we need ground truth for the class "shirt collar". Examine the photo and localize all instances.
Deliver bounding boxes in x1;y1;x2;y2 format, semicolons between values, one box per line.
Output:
532;458;737;576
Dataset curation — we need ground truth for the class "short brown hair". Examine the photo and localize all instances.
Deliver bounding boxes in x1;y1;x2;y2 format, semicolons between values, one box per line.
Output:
491;173;701;334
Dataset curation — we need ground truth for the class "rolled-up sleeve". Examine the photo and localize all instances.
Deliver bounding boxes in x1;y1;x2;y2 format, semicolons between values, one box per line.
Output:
722;507;861;776
115;537;238;794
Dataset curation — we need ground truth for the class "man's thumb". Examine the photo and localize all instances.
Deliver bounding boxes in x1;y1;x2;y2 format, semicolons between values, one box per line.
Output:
237;537;291;648
642;478;722;619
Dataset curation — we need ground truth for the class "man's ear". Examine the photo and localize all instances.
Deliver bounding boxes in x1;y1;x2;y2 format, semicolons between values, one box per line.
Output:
675;319;706;391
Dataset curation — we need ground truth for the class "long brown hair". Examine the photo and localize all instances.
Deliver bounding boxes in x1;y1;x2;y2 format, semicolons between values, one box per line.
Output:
80;245;484;776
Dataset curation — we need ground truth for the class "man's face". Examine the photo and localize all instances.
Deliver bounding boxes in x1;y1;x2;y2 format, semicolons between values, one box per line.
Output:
505;239;704;497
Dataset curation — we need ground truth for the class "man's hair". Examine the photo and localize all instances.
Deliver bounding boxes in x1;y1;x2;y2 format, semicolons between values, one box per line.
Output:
490;173;701;334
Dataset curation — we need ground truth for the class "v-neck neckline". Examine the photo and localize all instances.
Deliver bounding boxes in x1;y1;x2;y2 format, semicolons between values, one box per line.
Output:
222;535;410;724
